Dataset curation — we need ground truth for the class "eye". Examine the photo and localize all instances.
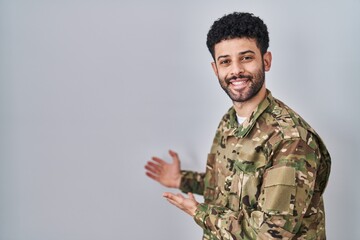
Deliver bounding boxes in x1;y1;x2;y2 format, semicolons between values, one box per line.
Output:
241;56;253;62
219;59;230;65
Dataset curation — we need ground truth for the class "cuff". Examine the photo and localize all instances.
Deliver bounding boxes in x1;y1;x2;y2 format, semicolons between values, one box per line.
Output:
179;170;189;192
193;203;209;229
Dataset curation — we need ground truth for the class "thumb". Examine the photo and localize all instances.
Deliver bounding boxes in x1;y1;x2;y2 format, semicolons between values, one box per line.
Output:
176;193;185;199
169;150;180;165
187;192;195;200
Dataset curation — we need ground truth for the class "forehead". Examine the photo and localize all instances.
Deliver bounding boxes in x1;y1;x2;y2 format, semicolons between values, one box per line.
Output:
214;38;260;57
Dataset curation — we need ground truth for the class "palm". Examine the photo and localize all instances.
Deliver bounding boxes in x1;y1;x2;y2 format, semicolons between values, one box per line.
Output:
163;192;199;216
145;150;181;188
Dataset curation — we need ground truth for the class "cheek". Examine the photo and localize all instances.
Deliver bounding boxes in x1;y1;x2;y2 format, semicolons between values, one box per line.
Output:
220;73;229;82
245;63;260;73
246;64;264;77
217;69;229;80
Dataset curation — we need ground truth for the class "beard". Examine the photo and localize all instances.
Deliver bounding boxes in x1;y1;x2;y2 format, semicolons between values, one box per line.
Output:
219;65;265;103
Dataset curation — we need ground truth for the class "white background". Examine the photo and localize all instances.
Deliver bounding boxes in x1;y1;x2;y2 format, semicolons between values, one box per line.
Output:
1;0;359;239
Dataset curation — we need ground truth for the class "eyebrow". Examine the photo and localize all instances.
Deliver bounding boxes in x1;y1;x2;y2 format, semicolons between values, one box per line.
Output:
217;50;256;61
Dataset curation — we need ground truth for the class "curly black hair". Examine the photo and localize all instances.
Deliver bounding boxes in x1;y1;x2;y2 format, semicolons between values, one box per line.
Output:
206;12;269;59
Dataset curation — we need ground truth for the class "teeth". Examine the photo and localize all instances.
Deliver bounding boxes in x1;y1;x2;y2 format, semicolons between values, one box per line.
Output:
232;81;245;85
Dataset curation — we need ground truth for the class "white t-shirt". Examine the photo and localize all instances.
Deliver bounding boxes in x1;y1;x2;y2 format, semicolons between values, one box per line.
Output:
236;115;247;125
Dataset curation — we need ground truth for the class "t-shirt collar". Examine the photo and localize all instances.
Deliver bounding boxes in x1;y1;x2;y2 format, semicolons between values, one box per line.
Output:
228;89;273;138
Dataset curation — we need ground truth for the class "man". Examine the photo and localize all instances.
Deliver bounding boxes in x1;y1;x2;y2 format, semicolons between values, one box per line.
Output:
145;12;331;239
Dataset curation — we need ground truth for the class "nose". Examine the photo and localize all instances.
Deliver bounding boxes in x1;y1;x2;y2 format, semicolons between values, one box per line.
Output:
230;61;244;77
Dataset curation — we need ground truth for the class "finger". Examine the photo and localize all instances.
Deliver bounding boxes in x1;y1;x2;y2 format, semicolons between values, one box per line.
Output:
163;192;175;199
176;193;185;199
145;163;161;174
151;157;166;165
187;192;195;200
169;150;180;165
145;172;160;182
166;198;181;208
163;193;187;210
163;192;181;202
168;150;178;158
145;164;160;175
147;161;162;169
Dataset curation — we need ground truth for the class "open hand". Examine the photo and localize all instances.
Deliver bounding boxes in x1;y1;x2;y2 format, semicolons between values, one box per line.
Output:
145;150;182;188
163;192;199;216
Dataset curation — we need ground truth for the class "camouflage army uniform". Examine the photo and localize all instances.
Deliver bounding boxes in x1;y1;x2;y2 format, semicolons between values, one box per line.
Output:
180;90;331;240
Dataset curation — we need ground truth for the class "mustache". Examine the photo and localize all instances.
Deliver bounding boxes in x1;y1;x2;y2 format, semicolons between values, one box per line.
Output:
225;74;253;84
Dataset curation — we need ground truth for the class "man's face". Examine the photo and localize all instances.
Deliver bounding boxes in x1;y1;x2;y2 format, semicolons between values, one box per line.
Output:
211;38;272;103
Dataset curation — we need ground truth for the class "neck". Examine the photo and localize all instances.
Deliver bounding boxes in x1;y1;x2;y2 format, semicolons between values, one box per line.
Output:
233;85;267;118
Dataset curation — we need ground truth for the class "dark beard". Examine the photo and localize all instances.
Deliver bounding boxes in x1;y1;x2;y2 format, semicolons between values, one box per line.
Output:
220;66;265;103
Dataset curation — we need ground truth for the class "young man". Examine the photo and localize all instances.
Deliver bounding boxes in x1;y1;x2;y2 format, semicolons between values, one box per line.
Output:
145;12;331;239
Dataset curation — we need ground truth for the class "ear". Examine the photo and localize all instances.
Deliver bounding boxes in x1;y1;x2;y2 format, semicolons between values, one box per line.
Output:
211;62;219;77
263;51;272;72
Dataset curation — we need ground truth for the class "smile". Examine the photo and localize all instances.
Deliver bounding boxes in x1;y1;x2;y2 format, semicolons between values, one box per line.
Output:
229;78;249;89
231;80;247;85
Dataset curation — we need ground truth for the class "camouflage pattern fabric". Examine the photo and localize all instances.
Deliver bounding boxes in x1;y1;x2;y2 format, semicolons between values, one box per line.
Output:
179;90;331;240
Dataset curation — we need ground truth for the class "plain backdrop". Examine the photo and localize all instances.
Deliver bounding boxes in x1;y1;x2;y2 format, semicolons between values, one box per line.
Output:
1;0;359;239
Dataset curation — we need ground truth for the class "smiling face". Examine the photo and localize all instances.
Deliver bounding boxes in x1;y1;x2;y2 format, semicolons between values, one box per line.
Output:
211;38;272;103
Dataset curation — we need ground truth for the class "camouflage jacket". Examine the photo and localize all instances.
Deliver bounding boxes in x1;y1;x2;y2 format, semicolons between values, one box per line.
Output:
180;90;331;240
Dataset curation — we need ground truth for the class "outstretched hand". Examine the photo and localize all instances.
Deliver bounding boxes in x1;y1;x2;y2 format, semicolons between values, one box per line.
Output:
145;150;182;188
163;192;199;217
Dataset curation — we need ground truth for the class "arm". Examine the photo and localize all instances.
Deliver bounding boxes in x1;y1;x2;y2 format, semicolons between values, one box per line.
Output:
180;152;216;196
179;170;206;195
192;139;319;239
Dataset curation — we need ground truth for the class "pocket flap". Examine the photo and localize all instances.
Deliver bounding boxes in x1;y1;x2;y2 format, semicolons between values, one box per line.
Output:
265;166;296;187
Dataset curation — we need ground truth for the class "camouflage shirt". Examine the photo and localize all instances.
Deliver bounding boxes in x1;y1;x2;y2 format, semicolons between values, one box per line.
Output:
180;90;331;240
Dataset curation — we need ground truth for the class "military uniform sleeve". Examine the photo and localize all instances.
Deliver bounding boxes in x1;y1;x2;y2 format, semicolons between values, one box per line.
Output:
179;170;205;195
193;138;320;239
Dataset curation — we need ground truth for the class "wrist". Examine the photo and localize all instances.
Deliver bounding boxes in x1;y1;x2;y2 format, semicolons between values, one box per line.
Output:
175;174;182;188
191;203;199;216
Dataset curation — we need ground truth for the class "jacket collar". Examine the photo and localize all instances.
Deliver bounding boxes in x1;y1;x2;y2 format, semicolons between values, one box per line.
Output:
225;89;273;138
